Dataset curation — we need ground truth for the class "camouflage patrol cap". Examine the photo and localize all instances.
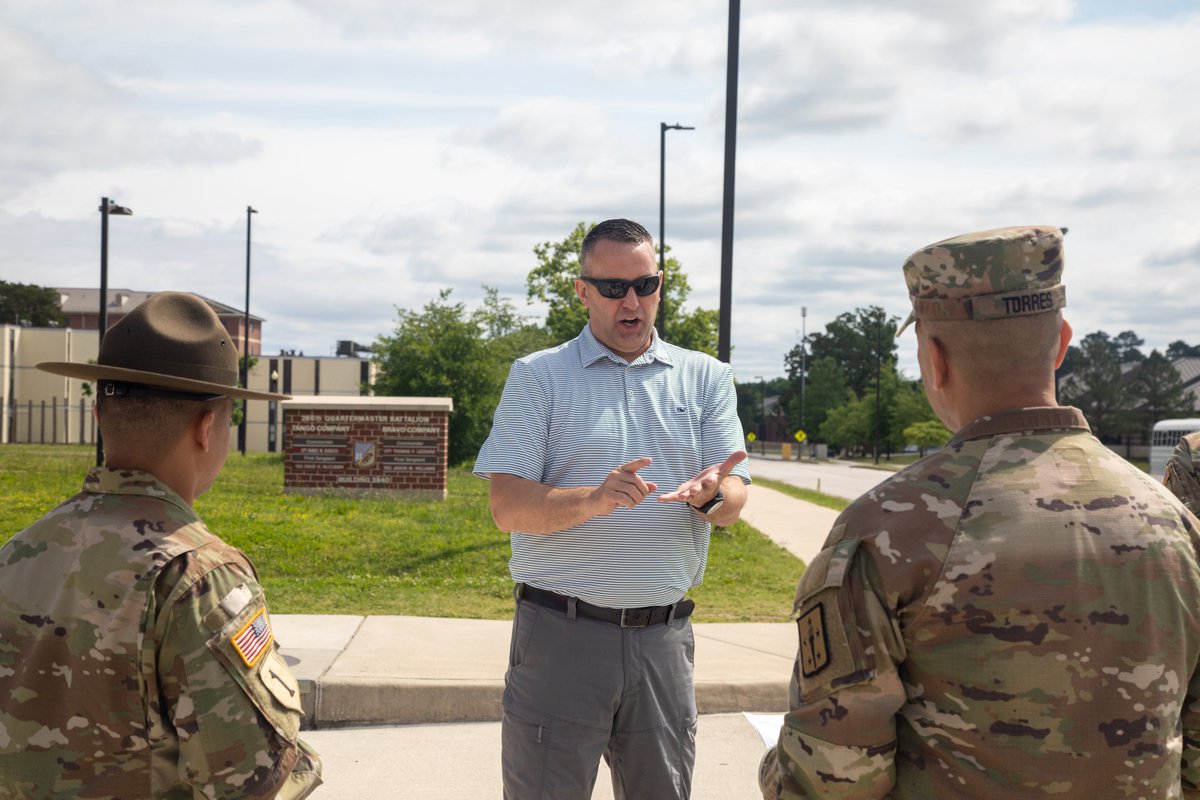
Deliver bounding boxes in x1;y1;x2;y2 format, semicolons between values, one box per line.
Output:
896;226;1065;335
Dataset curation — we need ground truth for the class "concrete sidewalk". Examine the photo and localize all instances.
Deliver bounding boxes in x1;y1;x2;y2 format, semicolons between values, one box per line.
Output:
275;484;838;728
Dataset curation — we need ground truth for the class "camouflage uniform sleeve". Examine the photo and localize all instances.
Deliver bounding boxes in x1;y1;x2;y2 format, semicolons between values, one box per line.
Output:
1184;506;1200;798
1165;433;1200;516
155;558;322;799
1184;664;1200;797
760;531;907;799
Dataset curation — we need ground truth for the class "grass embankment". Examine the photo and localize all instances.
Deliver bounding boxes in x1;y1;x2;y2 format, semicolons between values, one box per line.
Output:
1;445;804;622
753;477;850;512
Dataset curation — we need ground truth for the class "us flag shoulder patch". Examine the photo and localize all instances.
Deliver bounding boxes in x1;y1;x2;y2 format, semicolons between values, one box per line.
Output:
231;608;273;667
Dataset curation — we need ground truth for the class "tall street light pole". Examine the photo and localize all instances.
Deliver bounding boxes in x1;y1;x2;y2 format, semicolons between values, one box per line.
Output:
658;122;694;339
239;206;258;456
96;197;133;467
874;314;883;465
717;0;741;364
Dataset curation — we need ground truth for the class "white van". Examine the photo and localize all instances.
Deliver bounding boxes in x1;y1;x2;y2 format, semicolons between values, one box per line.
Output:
1150;418;1200;481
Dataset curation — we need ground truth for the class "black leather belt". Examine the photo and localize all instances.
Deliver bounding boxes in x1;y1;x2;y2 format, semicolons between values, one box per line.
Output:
517;584;694;628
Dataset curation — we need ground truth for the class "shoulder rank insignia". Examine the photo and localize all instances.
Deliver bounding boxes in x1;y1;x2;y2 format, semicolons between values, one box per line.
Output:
798;602;829;677
231;607;273;667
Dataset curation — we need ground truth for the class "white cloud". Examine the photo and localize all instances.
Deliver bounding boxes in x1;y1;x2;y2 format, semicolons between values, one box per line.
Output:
0;0;1197;384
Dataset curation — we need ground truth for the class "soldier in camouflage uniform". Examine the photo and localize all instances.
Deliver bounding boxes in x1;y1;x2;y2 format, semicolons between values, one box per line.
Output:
0;292;322;799
759;226;1200;798
1166;431;1200;515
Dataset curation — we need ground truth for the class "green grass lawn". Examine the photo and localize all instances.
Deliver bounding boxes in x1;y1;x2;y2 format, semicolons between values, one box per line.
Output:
0;445;804;622
753;477;850;512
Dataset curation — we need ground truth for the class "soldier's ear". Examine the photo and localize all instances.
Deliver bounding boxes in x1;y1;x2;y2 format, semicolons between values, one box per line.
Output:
926;334;950;392
193;409;217;453
1054;317;1073;369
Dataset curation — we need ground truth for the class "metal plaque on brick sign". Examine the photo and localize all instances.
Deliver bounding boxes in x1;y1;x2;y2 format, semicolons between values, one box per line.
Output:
282;396;453;499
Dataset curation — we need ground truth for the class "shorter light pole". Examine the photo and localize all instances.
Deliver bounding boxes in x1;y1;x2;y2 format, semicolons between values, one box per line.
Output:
96;197;133;466
800;306;807;442
756;375;766;456
239;206;258;456
658;121;694;339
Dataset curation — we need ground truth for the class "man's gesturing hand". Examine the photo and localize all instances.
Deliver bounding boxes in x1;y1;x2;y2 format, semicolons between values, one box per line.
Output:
592;457;658;514
658;451;748;506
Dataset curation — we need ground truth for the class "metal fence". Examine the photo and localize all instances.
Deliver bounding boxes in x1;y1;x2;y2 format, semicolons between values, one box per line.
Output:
4;398;97;445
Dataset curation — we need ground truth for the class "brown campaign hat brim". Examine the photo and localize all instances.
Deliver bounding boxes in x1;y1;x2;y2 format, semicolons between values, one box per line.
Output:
34;291;289;401
37;361;289;401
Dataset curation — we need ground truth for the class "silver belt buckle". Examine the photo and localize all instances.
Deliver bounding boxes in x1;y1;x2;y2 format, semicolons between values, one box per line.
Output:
619;607;649;628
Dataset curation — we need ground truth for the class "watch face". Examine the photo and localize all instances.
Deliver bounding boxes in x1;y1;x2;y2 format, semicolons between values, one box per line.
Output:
705;499;724;515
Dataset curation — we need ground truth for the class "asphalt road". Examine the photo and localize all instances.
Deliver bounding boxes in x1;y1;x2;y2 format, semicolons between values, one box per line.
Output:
747;456;893;501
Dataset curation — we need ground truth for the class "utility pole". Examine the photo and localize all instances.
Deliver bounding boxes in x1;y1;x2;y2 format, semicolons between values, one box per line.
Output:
874;315;882;464
717;0;740;363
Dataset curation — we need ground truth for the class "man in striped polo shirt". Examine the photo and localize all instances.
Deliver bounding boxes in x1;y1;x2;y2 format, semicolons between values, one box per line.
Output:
475;218;751;799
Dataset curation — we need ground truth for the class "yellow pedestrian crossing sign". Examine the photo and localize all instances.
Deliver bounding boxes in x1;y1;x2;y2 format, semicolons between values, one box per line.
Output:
746;432;757;442
794;430;807;443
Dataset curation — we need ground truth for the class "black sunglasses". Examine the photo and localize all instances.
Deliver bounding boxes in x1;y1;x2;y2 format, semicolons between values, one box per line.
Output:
579;274;661;299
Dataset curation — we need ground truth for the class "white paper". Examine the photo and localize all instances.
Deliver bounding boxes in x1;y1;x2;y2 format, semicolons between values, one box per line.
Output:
743;712;785;748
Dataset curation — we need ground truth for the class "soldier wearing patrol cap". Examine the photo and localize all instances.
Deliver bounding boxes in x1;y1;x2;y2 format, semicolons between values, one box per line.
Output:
760;226;1200;798
0;292;322;799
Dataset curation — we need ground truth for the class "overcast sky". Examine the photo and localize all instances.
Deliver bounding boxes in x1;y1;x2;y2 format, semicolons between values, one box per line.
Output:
1;0;1197;382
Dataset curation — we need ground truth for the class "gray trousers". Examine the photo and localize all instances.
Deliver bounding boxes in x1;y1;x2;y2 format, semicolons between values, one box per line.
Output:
501;598;698;800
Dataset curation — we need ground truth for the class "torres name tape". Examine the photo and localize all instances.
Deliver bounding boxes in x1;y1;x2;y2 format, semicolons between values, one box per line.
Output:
910;284;1066;323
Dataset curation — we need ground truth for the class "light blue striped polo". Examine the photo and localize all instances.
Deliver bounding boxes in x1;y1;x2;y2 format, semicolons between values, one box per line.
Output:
474;324;751;608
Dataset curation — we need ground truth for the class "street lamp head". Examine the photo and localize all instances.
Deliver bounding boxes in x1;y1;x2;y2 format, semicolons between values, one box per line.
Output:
248;206;258;214
100;200;133;216
662;123;696;131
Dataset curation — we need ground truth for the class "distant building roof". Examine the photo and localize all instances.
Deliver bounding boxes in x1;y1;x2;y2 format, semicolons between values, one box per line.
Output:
1175;357;1200;388
56;288;264;322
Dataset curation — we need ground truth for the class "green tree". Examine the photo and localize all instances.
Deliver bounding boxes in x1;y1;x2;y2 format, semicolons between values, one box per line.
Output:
804;307;898;398
819;390;873;456
1131;349;1196;431
1058;331;1135;441
478;286;553;364
372;287;547;465
526;223;719;356
890;377;939;450
788;356;848;442
904;420;952;456
1167;340;1200;360
0;280;65;327
1113;330;1146;364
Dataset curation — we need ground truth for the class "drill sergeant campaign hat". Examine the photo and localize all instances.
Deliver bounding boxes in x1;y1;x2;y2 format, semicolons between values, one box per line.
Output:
895;225;1066;336
37;291;289;401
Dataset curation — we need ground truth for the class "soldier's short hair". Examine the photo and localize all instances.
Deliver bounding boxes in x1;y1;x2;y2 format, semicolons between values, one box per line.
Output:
97;388;230;454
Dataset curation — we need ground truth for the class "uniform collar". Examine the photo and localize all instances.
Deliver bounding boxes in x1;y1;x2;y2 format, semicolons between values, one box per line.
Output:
83;466;197;517
577;324;674;368
949;406;1091;446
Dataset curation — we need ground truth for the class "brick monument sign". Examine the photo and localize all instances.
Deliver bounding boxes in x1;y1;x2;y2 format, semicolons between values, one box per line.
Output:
282;396;454;499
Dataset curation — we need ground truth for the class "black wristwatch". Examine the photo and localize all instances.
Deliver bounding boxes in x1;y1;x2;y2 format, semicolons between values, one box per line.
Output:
690;489;725;516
